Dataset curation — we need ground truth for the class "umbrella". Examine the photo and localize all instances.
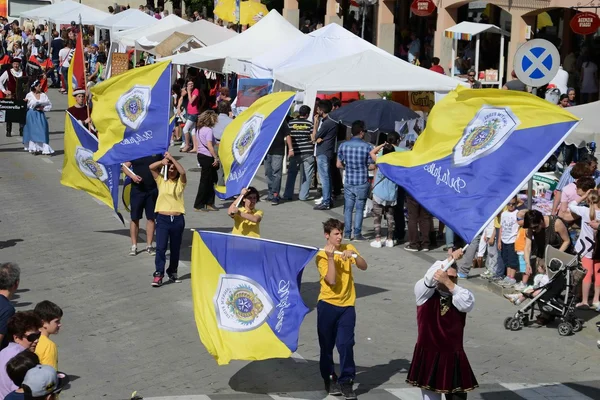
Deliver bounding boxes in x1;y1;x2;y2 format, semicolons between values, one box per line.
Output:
214;0;268;26
329;99;419;133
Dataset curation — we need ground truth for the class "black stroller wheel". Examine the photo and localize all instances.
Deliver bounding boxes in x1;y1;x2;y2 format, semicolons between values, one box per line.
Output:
558;322;573;336
572;319;583;332
510;318;522;331
504;317;513;330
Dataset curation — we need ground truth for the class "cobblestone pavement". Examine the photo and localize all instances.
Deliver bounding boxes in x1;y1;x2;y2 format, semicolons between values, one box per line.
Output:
0;91;599;400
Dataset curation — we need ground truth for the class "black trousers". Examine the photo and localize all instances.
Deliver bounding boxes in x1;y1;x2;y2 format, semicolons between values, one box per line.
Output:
194;153;217;209
329;155;342;196
393;187;406;242
6;123;24;136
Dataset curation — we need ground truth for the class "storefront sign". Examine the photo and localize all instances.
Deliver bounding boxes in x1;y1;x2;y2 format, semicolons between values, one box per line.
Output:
570;12;600;36
410;0;436;17
0;100;26;124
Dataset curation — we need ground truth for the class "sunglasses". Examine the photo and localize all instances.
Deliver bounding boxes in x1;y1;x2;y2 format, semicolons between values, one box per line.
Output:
24;331;41;342
507;202;517;206
468;74;475;77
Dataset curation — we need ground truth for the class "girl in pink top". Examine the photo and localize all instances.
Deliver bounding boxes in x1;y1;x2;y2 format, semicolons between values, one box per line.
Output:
180;79;200;153
558;176;595;223
193;111;220;212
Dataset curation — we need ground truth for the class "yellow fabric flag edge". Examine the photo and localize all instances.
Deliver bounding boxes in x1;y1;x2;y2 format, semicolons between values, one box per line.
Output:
378;86;581;168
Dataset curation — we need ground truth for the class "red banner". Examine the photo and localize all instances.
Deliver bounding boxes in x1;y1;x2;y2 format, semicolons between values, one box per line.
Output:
410;0;436;17
570;12;600;36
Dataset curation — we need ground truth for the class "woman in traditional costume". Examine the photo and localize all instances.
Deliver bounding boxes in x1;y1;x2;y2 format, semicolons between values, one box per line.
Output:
407;249;478;400
22;79;53;155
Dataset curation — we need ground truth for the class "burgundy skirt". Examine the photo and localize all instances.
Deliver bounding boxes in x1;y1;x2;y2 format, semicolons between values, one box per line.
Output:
406;343;478;393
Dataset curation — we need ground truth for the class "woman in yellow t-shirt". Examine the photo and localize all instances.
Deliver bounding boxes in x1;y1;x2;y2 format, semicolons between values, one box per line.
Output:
149;152;186;287
228;187;263;238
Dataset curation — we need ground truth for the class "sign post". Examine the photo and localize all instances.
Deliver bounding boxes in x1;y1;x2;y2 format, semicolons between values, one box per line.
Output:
570;12;600;36
410;0;436;17
513;38;560;88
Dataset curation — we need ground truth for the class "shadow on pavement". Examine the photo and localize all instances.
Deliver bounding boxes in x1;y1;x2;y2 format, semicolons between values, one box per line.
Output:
300;281;388;313
479;381;600;399
0;238;23;249
228;358;409;395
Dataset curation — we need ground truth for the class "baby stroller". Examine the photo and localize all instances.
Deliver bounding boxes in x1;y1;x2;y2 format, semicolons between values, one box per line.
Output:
503;245;586;336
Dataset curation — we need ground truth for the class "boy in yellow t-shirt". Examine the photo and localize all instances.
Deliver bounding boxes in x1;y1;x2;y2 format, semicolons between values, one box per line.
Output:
316;218;367;400
33;301;63;370
228;187;263;238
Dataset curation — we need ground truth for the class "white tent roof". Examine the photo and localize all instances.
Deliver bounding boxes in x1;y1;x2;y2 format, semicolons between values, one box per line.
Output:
114;14;189;47
249;23;391;79
135;20;237;53
20;0;80;20
96;9;157;33
47;4;111;25
444;21;505;40
274;50;465;111
565;101;599;148
167;10;303;74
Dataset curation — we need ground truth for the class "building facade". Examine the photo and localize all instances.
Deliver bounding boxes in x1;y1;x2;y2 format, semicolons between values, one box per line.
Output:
282;0;600;84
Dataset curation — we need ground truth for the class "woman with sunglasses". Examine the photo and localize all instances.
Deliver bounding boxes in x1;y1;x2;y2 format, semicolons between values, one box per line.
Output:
0;311;43;398
466;68;481;89
228;187;263;238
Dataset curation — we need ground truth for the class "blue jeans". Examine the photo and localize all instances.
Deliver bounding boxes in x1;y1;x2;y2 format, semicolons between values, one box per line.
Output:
446;227;454;247
154;214;185;276
343;182;370;237
284;154;315;200
264;154;283;199
317;301;356;384
316;154;331;206
61;66;69;91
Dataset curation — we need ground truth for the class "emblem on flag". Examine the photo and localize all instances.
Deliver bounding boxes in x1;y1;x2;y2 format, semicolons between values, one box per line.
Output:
453;106;520;167
116;85;152;130
233;114;263;164
75;147;108;182
214;274;274;332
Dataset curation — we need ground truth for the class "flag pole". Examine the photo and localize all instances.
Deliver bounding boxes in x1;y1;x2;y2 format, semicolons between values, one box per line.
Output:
79;14;90;123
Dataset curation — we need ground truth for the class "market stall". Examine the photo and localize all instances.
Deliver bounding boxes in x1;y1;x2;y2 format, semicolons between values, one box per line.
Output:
273;49;466;116
444;21;508;88
113;14;188;48
565;101;600;148
20;0;80;21
47;4;110;26
166;10;303;74
96;9;157;42
248;23;390;79
135;20;237;56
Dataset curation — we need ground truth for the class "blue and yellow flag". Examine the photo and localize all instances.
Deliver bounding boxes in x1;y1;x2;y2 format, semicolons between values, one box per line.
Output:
378;87;580;242
216;92;295;199
191;230;317;365
60;113;123;223
91;61;172;165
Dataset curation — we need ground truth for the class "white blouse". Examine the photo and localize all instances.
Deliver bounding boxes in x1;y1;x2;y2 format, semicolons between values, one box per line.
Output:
25;92;52;112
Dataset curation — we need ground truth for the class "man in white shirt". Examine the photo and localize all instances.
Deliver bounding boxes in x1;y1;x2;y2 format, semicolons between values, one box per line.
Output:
58;41;74;93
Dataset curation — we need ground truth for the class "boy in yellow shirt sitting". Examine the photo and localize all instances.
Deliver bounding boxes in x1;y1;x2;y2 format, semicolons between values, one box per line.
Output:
33;301;62;370
316;218;367;400
228;187;263;238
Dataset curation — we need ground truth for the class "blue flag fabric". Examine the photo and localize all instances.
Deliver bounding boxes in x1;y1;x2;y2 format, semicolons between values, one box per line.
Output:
92;62;172;165
377;87;580;242
191;230;317;365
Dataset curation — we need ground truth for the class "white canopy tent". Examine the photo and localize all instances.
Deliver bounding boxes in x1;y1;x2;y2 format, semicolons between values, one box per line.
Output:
47;4;110;26
565;101;600;148
135;20;237;55
20;0;80;21
445;21;508;88
96;9;157;39
248;23;390;79
166;10;303;75
274;49;465;113
114;14;188;48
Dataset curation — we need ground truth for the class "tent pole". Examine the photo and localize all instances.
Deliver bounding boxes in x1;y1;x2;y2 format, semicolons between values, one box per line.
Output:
451;38;457;77
499;33;505;89
475;35;480;79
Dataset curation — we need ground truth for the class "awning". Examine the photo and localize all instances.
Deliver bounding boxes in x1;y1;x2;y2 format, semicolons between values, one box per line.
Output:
444;21;504;40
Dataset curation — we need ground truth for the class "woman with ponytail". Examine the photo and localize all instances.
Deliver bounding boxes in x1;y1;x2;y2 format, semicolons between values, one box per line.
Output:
568;189;600;308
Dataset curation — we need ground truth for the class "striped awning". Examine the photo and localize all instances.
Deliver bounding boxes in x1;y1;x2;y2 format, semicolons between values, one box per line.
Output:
444;21;504;41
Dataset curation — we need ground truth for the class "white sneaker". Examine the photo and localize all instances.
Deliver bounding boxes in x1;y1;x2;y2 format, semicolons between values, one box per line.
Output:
314;197;323;205
370;240;382;248
514;282;527;292
385;239;394;248
129;245;137;256
503;293;519;304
